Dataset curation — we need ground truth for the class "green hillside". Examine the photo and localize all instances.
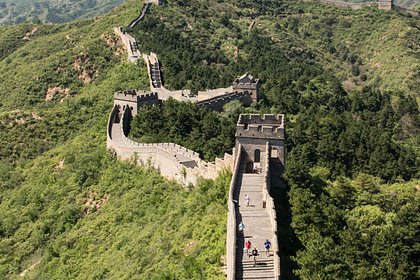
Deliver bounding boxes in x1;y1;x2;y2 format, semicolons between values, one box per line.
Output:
0;0;419;278
0;0;127;25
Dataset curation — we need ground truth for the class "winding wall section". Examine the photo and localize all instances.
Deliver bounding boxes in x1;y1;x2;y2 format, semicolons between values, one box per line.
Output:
107;105;234;185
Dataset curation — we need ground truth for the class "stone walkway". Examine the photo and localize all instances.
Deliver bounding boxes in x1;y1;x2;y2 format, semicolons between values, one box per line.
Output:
234;173;275;279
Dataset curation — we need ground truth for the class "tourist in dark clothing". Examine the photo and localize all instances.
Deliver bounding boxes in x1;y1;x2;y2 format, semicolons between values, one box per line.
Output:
252;247;258;266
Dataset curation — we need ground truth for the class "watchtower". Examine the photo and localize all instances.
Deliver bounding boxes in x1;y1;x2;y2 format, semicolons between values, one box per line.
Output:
146;0;164;5
113;90;159;116
235;114;285;173
232;73;260;103
378;0;393;11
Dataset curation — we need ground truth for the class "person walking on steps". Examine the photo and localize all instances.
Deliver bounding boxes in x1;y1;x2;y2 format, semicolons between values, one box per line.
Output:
238;221;245;237
251;247;258;267
264;239;271;257
245;194;250;207
245;239;251;256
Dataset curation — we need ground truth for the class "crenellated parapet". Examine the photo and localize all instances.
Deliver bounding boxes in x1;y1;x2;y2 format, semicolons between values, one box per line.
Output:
113;90;160;115
236;114;285;140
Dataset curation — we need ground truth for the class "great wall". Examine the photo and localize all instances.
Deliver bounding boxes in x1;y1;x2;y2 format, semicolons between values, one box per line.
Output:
307;0;419;16
107;0;415;278
109;1;282;279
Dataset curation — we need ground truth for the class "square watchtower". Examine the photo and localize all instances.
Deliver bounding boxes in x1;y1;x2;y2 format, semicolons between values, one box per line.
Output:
113;90;159;116
378;0;393;11
232;73;260;103
235;114;285;173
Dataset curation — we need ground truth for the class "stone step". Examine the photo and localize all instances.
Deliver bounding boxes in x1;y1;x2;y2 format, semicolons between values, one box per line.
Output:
235;162;276;280
238;258;274;264
236;258;274;270
236;276;275;280
240;211;270;218
236;270;275;280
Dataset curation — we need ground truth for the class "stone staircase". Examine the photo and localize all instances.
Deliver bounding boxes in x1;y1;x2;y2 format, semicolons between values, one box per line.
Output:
234;172;275;279
236;258;275;280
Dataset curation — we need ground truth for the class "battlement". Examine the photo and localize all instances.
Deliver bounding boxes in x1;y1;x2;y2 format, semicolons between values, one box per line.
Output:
138;91;159;100
237;114;284;126
114;90;138;102
114;90;157;102
236;114;284;140
113;90;159;115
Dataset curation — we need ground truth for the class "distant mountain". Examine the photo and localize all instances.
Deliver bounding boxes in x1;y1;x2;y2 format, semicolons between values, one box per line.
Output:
0;0;127;25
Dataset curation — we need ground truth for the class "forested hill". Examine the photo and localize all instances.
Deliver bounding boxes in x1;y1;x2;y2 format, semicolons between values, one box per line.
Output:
0;0;127;25
0;0;419;279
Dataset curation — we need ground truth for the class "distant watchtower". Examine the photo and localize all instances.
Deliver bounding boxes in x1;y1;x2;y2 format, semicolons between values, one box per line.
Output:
235;114;285;173
146;0;164;5
378;0;393;11
232;73;260;103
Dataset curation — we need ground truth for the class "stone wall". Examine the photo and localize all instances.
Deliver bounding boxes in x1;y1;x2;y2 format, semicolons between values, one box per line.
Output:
127;2;151;29
107;105;234;186
308;0;420;14
137;92;160;107
263;143;280;278
226;144;242;280
196;91;253;112
310;0;378;9
114;27;140;62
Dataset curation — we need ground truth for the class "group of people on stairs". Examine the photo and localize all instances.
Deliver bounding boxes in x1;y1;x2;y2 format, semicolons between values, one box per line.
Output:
238;220;272;267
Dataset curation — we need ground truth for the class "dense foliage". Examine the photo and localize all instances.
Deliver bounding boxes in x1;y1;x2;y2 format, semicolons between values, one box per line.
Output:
130;98;239;161
286;168;420;279
0;0;126;25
